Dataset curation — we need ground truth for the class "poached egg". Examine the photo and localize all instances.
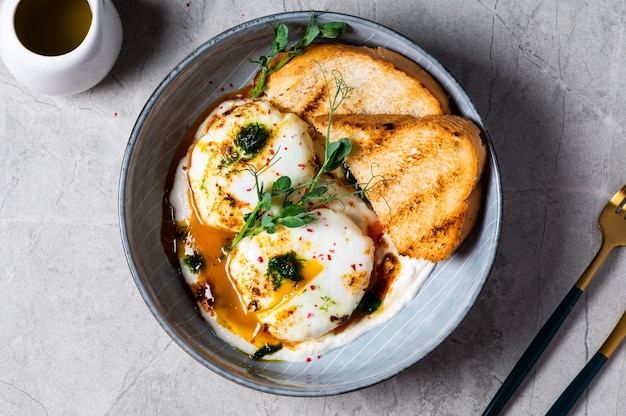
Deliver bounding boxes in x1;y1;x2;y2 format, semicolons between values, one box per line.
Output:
187;99;318;231
228;208;374;342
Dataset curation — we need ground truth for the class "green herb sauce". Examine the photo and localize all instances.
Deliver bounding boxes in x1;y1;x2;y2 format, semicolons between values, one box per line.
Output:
267;251;304;289
251;343;283;360
236;122;270;157
183;252;204;274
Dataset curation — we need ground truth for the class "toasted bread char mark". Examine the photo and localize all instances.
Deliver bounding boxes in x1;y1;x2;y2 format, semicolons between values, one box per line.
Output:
263;43;451;124
315;114;486;262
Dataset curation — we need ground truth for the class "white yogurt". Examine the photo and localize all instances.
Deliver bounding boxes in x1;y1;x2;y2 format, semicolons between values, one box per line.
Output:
169;99;434;361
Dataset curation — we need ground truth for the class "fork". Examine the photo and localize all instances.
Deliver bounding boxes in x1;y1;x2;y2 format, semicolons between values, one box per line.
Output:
546;309;626;415
483;184;626;416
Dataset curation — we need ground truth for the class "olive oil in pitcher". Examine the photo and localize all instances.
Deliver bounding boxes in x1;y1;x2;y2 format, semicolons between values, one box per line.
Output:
14;0;93;56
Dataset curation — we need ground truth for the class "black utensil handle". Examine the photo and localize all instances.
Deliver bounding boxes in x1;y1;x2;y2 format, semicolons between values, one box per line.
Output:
545;352;607;416
482;286;583;416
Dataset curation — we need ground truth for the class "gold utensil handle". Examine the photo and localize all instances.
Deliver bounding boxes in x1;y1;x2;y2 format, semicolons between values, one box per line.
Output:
599;310;626;358
575;241;613;291
546;310;626;416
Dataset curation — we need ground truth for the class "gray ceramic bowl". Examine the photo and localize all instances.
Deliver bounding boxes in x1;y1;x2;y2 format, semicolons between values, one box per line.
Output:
119;11;502;396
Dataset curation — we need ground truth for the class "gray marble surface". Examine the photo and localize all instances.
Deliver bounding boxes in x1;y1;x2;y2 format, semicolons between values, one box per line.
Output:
2;1;626;415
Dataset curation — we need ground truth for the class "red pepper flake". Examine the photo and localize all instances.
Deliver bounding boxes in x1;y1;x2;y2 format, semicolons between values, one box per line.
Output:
329;249;335;253
284;146;288;150
209;80;213;84
306;357;312;362
351;264;357;271
288;310;294;315
269;149;275;155
113;112;118;117
185;1;190;7
309;285;316;290
220;87;225;92
229;82;233;88
306;228;313;233
307;312;314;318
297;163;306;169
328;254;332;261
182;165;188;171
257;256;264;263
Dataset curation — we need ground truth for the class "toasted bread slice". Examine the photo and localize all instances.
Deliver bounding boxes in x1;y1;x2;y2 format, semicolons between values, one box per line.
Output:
262;43;450;124
314;113;486;262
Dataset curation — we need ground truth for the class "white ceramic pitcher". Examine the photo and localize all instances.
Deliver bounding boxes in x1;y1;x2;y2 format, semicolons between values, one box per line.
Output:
0;0;123;96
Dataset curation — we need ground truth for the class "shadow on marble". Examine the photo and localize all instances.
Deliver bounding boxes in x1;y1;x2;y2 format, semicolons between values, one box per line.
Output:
97;0;169;91
347;36;588;413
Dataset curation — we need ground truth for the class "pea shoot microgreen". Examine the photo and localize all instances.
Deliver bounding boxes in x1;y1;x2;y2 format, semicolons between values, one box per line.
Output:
249;13;347;99
229;70;388;251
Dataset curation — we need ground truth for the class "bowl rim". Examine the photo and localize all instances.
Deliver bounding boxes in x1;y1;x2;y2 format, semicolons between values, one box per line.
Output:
119;10;503;396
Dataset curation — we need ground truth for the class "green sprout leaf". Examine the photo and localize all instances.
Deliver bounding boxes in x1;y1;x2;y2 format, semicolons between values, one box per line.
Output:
259;191;272;211
319;22;347;38
249;14;347;99
278;217;308;228
301;23;321;46
301;186;328;202
279;203;306;216
271;176;292;196
271;24;289;52
324;138;352;172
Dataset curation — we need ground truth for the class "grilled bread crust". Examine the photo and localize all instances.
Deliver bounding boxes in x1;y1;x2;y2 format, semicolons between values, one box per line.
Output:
262;43;451;124
314;114;486;262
